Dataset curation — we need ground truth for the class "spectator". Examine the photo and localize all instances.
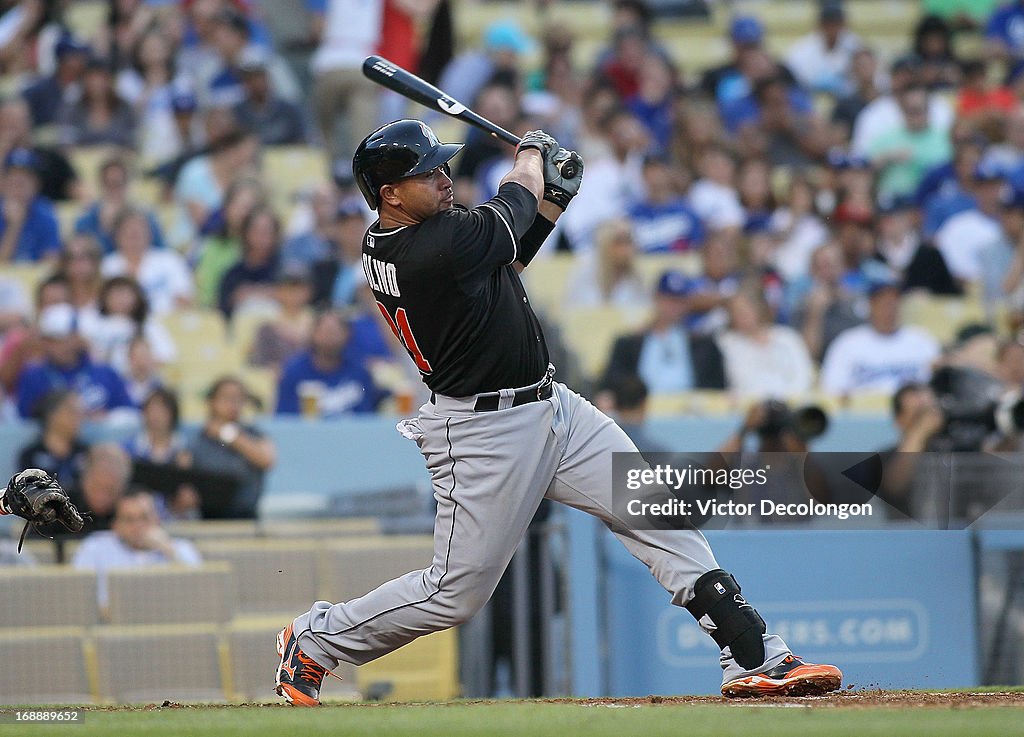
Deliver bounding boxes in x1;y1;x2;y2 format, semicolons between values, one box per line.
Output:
275;309;382;417
832;201;878;294
624;49;679;151
717;287;814;399
603;374;668;455
82;275;176;379
282;184;342;269
15;303;134;420
56;55;137;148
199;8;300;108
232;46;307;146
0;271;30;342
523;27;583;150
820;279;941;398
989;106;1024;173
309;0;383;161
601;270;726;394
126;387;199;519
686;232;743;335
17;388;89;492
74;157;166;255
452;82;522;204
919;135;985;237
831;48;883;138
101;207;194;315
914;15;961;90
925;0;1000;29
873;194;959;295
867;85;953;199
564;218;649;309
785;0;862;96
0;98;79;201
997;336;1024;387
248;264;316;373
875;382;946;517
72;490;202;611
188;375;276;518
147;86;204;190
700;15;795;114
737;157;776;234
986;0;1024;61
0;274;70;406
851;55;954;156
311;199;368;308
174;126;261;241
735;74;825;168
934;163;1009;286
56;234;104;317
957;58;1014;131
20;33;90;127
991;189;1024;317
687;146;745;237
0;148;61;263
218;206;282;318
766;173;829;282
629;155;704;252
68;442;134;533
788;243;864;362
438;20;533;118
562;106;649;251
116;28;182;166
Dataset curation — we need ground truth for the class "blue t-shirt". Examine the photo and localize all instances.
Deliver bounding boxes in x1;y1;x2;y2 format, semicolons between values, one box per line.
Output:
986;2;1024;56
275;351;381;417
628;199;706;252
0;196;61;261
16;356;133;418
720;87;813;134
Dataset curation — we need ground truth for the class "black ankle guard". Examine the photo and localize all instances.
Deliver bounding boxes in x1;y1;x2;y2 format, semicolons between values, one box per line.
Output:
686;569;767;670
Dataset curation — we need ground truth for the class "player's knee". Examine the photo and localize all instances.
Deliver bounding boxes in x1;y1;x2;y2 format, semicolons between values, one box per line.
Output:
685;569;767;671
433;568;500;625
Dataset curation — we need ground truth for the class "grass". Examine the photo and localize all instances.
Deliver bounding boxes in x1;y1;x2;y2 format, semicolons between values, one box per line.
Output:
4;700;1024;737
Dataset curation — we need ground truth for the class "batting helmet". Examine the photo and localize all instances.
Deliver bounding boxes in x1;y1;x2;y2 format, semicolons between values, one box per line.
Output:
352;120;463;210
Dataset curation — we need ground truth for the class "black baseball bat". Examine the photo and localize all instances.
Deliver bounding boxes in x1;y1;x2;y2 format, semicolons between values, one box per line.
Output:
362;55;580;180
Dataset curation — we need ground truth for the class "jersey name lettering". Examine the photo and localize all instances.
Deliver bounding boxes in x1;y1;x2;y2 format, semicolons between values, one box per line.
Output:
362;253;401;297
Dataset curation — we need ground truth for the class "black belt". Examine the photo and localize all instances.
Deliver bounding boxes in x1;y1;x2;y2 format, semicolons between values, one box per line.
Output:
430;373;554;412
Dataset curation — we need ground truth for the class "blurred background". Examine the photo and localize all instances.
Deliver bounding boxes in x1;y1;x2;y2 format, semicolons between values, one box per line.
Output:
1;0;1023;704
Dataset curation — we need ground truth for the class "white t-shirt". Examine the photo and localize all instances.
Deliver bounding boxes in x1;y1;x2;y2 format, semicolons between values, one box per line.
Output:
820;324;940;396
560;153;643;252
851;95;954;157
934;209;1003;282
785;30;863;95
718;326;815;399
101;250;195;315
769;210;830;282
688;179;745;231
311;0;384;73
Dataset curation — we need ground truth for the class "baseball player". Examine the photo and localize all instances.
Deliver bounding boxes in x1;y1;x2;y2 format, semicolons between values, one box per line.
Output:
275;120;842;704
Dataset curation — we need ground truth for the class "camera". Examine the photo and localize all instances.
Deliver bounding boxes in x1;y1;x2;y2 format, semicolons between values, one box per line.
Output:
929;365;1024;451
754;399;830;443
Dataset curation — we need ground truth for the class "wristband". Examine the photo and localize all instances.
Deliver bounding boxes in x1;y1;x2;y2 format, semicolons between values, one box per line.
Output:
543;184;573;210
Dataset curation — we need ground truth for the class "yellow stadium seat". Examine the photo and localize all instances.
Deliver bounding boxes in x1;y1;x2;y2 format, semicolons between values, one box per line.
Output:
901;293;987;345
259;517;381;539
55;201;81;239
0;627;93;704
320;535;434;603
165;519;261;540
195;540;319;616
357;629;460;701
262;146;330;208
91;624;226;703
647;391;739;418
0;567;98;627
4;262;50;299
105;562;235;625
561;305;649;381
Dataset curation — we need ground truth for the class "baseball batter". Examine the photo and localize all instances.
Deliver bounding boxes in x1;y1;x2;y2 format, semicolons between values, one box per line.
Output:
274;120;842;705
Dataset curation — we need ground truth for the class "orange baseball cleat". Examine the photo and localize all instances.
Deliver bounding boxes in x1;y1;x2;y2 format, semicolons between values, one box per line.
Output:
722;654;842;698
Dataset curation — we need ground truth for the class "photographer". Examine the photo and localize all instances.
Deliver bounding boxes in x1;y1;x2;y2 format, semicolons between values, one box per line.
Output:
876;382;945;518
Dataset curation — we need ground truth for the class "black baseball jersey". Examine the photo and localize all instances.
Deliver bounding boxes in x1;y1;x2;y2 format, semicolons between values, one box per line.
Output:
362;182;549;397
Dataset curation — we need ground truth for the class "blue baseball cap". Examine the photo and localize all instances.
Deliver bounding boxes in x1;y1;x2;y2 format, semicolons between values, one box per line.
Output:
484;21;535;54
826;148;870;170
730;16;764;45
1001;186;1024;210
974;161;1006;182
4;147;38;172
171;88;198;113
55;34;91;59
657;270;693;297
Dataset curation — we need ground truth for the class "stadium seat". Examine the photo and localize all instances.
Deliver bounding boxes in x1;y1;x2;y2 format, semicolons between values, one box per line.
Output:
561;306;649;381
92;624;226;703
105;562;235;626
0;567;98;627
225;617;358;702
647;390;739;417
356;629;460;701
195;540;319;616
258;517;381;538
901;293;987;345
4;262;50;298
165;519;261;540
262;146;330;209
0;627;94;704
320;535;434;602
521;253;578;318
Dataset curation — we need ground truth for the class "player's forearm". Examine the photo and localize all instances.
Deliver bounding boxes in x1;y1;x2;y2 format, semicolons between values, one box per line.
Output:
500;150;544;205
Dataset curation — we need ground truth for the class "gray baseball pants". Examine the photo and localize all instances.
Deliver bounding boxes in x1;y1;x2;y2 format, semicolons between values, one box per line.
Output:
293;379;791;685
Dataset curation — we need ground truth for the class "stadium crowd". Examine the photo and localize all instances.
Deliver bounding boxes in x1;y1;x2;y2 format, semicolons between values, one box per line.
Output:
4;0;1024;520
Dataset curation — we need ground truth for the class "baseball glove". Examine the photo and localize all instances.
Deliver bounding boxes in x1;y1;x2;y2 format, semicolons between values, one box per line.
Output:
0;469;85;552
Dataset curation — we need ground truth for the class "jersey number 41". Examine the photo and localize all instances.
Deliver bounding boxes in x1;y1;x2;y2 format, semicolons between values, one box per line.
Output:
376;302;433;374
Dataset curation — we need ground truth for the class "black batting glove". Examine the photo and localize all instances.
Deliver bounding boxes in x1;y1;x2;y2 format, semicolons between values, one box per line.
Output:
543;148;584;210
516;130;557;158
